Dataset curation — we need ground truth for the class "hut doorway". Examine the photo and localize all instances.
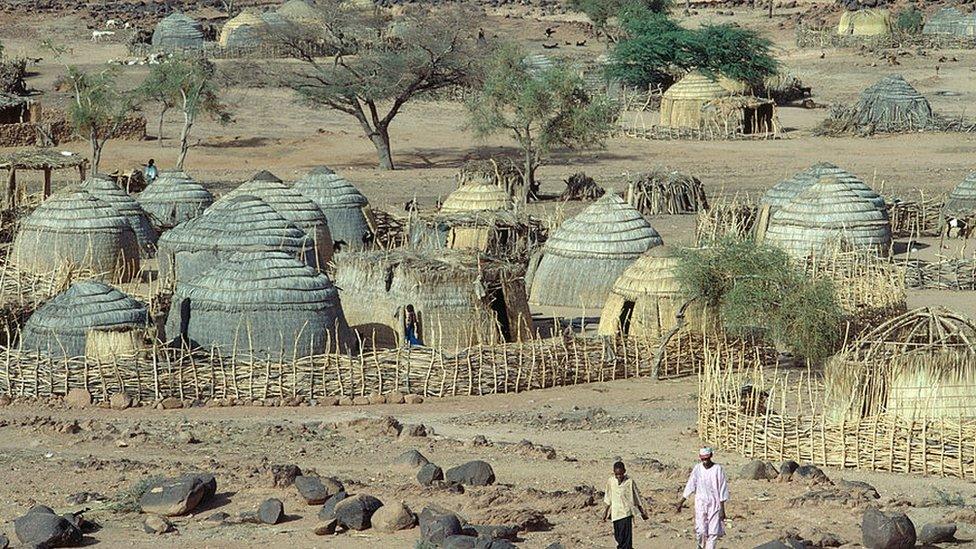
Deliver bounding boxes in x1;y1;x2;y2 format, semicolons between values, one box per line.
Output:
618;300;635;336
487;287;512;341
743;103;774;134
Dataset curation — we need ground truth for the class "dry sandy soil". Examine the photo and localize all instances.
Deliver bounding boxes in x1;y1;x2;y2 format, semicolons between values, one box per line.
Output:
2;3;976;548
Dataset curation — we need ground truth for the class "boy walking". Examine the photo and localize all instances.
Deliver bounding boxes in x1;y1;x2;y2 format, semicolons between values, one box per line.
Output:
602;461;648;549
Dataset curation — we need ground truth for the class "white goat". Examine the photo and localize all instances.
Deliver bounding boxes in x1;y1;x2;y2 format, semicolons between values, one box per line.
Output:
92;30;115;42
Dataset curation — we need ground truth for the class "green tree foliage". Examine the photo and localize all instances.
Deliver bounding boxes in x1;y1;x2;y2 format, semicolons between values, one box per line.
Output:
63;67;138;173
675;237;843;362
567;0;672;41
164;58;229;170
466;45;618;201
894;6;923;35
138;60;187;146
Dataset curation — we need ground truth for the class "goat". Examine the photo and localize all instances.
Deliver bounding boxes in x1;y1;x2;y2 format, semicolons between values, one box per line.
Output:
105;19;119;28
92;30;115;42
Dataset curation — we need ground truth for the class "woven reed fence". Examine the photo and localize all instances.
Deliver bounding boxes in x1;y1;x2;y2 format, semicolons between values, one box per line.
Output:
698;353;976;479
887;194;943;238
904;257;976;290
795;26;976;50
620;113;780;142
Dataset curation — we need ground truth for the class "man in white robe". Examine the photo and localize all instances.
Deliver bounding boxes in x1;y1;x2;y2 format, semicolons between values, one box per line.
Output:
675;447;729;549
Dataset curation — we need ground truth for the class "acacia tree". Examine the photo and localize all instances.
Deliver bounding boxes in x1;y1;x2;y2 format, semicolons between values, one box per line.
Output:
64;67;137;173
138;60;184;145
567;0;671;43
466;45;617;200
170;58;229;170
274;2;484;170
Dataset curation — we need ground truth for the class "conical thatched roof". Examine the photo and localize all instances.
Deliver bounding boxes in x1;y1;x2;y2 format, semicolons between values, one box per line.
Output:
21;280;148;358
851;74;934;132
251;170;283;183
293;167;372;250
923;7;964;35
608;245;682;301
157;194;316;283
764;176;892;258
440;181;512;213
219;10;268;48
152;13;205;50
277;0;323;22
11;188;140;281
660;70;733;129
82;175;158;257
837;9;891;36
761;162;885;212
137;170;215;231
943;171;976;218
166;250;352;358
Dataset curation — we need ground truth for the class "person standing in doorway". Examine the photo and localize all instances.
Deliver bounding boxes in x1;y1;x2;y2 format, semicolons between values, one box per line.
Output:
145;158;158;185
602;461;649;549
675;447;729;549
403;304;421;346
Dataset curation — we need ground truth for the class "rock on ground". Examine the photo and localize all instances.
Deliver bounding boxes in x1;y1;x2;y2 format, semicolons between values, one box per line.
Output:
258;499;284;525
334;494;384;531
740;460;779;480
394;449;429;469
445;460;496;486
65;388;92;408
420;506;463;545
268;464;302;488
779;460;799;480
372;501;415;532
417;463;444;486
861;508;916;549
142;514;174;534
139;474;214;517
109;392;132;410
318;491;348;521
462;524;519;541
295;475;343;505
918;522;956;545
14;506;83;547
475;539;517;549
443;535;478;549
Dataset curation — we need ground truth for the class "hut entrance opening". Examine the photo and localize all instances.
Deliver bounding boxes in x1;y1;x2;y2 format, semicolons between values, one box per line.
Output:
618;300;636;335
743;103;774;134
487;287;512;341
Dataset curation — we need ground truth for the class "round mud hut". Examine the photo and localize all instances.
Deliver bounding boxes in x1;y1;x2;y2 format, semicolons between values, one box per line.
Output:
440;180;512;213
528;193;664;309
848;75;934;132
156;194;316;284
82;174;158;258
151;13;205;50
166;251;353;359
763;176;892;259
11;188;140;282
943;171;976;221
760;162;885;213
293;167;374;251
20;280;149;360
219;11;269;49
659;71;732;129
837;9;891;36
136;170;214;231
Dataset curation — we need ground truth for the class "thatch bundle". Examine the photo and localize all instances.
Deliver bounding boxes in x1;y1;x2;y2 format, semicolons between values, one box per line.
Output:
293;167;373;251
837;9;891;36
219;10;269;49
82;174;158;258
942;171;976;219
763;177;892;259
151;13;205;50
660;71;732;129
11;189;140;282
20;281;148;360
136;170;214;231
333;249;532;350
441;179;512;213
408;209;545;261
819;75;936;134
760;162;885;213
157;194;316;284
529;193;663;309
629;169;709;215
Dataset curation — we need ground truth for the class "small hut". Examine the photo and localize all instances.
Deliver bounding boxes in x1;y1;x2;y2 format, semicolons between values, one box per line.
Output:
293;167;374;251
763;176;892;259
848;75;934;132
82;174;158;257
440;179;512;213
333;249;532;350
760;162;885;213
151;13;206;50
837;9;891;36
166;251;353;358
136;170;214;231
942;171;976;222
923;7;965;36
408;209;545;261
628;169;709;215
219;11;269;49
277;0;324;23
0;149;88;208
20;280;148;360
529;193;664;309
660;71;732;130
11;188;140;282
157;194;316;283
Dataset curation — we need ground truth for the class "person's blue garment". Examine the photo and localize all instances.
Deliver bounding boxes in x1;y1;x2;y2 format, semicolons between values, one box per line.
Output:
145;165;158;183
405;326;421;346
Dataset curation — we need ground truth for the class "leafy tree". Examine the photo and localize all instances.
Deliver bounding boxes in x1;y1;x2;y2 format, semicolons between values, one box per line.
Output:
687;24;778;85
138;60;185;145
160;58;229;170
894;6;923;34
567;0;672;42
63;67;138;173
466;45;618;201
274;2;485;170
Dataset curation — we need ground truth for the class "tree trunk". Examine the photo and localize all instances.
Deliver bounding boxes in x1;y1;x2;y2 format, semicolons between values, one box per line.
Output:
157;107;167;146
369;124;394;170
90;129;102;174
651;298;696;380
177;111;193;171
768;0;773;18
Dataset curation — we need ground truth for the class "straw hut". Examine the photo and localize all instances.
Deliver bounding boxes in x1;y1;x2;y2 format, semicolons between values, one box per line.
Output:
333;249;531;350
837;9;891;36
157;194;316;284
151;13;205;50
277;0;324;23
923;7;965;35
11;188;140;282
136;170;214;231
660;71;732;129
217;176;334;267
408;209;545;261
166;251;353;359
763;176;892;259
440;179;512;213
826;307;976;420
293;167;374;251
20;281;148;360
597;246;714;339
760;162;885;213
219;11;269;49
529;193;663;309
82;174;158;258
849;75;934;132
943;171;976;221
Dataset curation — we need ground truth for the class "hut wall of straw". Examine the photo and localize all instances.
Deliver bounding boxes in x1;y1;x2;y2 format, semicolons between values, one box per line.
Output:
847;74;934;132
293;168;372;250
219;11;269;49
837;9;891;36
407;210;544;260
660;71;732;129
136;171;214;231
83;175;158;258
923;7;964;35
152;13;205;50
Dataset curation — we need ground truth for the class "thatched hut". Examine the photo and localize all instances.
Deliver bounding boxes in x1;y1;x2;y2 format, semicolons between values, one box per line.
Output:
151;13;205;50
523;53;555;77
597;246;714;339
136;170;214;231
166;251;353;359
219;11;269;49
661;71;773;134
660;71;732;129
763;176;892;259
837;9;891;36
849;75;934;132
333;249;532;350
407;210;544;261
277;0;324;23
157;194;316;283
760;162;885;213
943;171;976;221
82;174;158;258
293;167;374;251
11;188;140;282
529;193;663;309
923;7;965;36
20;281;148;360
440;180;512;213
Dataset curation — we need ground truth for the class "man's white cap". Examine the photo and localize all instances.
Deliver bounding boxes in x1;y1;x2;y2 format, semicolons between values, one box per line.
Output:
698;447;714;457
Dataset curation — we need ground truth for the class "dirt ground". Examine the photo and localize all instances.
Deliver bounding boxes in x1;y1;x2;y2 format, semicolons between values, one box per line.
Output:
3;3;976;548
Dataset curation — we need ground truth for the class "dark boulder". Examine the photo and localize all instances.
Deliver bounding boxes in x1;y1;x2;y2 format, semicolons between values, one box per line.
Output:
139;475;210;516
417;463;444;486
918;522;956;545
861;508;916;549
445;460;495;486
334;494;384;531
318;491;348;521
258;498;284;525
419;506;463;545
740;460;779;480
14;507;83;548
295;475;343;505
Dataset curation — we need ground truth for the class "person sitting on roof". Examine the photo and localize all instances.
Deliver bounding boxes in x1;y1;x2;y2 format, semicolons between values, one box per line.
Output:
145;158;158;185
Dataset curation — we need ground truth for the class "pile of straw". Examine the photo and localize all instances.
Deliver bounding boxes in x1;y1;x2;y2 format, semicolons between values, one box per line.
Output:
628;168;709;215
456;159;525;199
694;199;758;245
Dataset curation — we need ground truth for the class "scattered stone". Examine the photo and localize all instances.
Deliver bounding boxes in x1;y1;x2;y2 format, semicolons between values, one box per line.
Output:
0;395;10;406
404;394;423;404
205;512;230;523
918;522;956;545
372;501;415;532
268;464;302;488
475;539;518;549
258;499;284;525
0;534;7;549
65;388;92;408
177;431;199;444
395;449;429;469
192;472;217;501
367;394;385;405
335;494;384;530
401;423;428;437
139;475;210;516
142;514;174;534
313;519;338;535
446;460;496;486
295;475;343;505
471;434;490;446
338;397;354;406
462;524;519;541
443;535;478;549
779;460;799;480
159;397;183;409
740;460;778;480
14;507;82;548
861;508;916;549
109;393;132;410
319;397;339;406
387;393;406;404
335;416;402;437
418;463;444;486
753;540;804;549
419;506;463;545
235;511;262;525
65;492;106;505
352;396;370;405
318;491;348;521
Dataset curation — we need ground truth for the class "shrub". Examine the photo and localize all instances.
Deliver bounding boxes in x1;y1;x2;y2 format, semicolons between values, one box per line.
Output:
894;6;923;35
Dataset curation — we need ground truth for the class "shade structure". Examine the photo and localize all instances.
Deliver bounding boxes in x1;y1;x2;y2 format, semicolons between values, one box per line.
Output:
151;13;205;50
277;0;324;22
218;176;334;267
136;170;214;231
157;194;316;284
837;9;891;36
219;11;269;49
292;167;373;251
764;176;892;258
943;171;976;218
528;193;663;309
82;174;158;258
440;180;512;213
166;251;353;359
11;188;140;282
761;162;885;212
660;71;732;129
21;280;148;359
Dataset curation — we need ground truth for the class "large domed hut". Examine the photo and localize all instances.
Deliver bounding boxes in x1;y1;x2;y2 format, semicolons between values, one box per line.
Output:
762;176;892;259
837;8;891;36
660;71;773;135
293;167;374;251
219;10;269;49
20;281;149;360
82;174;158;257
11;188;140;282
760;162;885;214
848;75;934;133
942;171;976;225
923;7;965;36
136;170;214;231
151;13;205;50
440;179;512;213
156;194;316;284
528;193;663;309
166;251;354;359
333;249;532;351
660;71;732;130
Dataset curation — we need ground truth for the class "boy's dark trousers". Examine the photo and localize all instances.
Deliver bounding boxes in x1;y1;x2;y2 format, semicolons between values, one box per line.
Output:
613;515;633;549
